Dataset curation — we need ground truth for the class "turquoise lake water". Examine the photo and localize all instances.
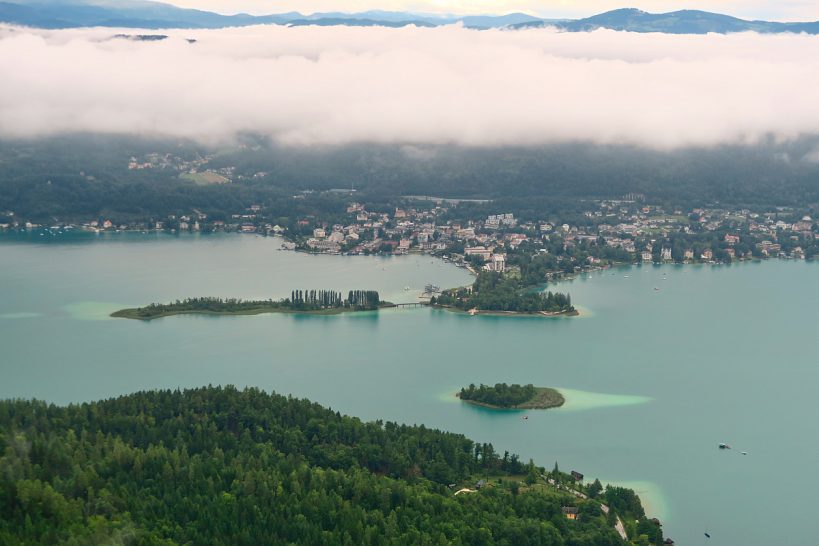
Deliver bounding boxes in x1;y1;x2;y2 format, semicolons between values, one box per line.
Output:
1;231;818;545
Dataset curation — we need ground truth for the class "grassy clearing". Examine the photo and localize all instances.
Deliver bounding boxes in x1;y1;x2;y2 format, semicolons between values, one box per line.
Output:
180;171;229;185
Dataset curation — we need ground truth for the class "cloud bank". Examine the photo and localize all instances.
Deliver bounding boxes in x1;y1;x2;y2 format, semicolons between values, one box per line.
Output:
2;24;819;149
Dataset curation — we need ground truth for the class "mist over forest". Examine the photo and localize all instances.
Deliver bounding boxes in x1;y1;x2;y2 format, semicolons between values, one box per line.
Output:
2;134;818;222
4;23;819;223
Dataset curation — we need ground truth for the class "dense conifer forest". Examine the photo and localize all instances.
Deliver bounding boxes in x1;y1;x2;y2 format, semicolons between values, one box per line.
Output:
0;386;663;545
458;384;565;410
460;383;537;407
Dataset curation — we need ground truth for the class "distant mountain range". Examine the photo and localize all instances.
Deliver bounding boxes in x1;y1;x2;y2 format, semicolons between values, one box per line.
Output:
512;8;819;34
0;0;546;29
2;1;818;34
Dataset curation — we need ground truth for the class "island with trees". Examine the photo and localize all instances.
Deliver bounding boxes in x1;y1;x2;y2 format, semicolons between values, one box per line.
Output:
432;272;577;316
112;289;388;320
458;383;566;409
0;385;665;545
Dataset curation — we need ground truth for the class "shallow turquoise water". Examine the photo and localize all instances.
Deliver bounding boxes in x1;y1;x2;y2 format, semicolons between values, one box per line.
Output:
1;232;817;545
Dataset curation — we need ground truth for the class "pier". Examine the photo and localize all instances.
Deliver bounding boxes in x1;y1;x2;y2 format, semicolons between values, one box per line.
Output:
393;302;427;309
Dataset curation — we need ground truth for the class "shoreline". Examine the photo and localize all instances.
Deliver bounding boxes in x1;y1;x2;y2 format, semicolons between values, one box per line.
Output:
456;387;565;410
434;305;579;318
111;303;395;321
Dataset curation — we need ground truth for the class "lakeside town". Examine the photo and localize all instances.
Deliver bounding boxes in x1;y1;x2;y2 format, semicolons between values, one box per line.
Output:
3;192;816;280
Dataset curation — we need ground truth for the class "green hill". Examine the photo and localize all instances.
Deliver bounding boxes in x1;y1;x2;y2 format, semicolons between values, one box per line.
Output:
0;386;660;545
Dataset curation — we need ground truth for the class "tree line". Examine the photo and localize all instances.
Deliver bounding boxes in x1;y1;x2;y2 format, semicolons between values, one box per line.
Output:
118;291;383;319
433;272;574;314
288;290;381;310
459;383;537;408
291;290;344;308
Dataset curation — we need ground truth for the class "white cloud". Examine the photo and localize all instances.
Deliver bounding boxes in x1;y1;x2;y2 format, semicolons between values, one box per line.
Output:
2;24;819;149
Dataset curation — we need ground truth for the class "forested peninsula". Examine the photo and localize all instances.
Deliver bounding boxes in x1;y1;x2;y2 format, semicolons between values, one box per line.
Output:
458;383;566;409
0;386;665;545
111;290;387;320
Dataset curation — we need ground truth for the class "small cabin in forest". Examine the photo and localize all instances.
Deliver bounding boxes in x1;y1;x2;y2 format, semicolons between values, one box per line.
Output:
562;506;578;520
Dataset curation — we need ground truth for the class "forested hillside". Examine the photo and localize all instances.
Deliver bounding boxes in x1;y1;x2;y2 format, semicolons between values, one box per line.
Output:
3;135;819;223
0;386;658;545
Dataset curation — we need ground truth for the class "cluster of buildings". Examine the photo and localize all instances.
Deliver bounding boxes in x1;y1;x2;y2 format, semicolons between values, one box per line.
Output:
294;199;817;269
128;152;207;172
4;195;815;269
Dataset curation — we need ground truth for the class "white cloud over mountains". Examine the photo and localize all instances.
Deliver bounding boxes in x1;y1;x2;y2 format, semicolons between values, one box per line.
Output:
2;24;819;149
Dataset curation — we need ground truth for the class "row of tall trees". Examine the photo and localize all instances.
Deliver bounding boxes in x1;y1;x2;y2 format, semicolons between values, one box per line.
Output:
290;289;344;308
346;290;381;310
289;289;381;310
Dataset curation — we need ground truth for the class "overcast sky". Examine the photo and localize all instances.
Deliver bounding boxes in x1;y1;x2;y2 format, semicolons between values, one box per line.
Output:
2;24;819;149
158;0;819;21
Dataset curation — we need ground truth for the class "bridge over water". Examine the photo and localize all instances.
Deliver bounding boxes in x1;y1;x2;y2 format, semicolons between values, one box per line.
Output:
391;302;428;309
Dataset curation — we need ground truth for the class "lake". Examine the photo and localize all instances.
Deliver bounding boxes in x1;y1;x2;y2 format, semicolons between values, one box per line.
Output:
2;231;817;545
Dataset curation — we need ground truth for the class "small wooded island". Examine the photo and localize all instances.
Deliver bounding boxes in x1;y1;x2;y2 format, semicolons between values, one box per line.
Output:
112;290;390;320
458;383;565;409
432;272;577;316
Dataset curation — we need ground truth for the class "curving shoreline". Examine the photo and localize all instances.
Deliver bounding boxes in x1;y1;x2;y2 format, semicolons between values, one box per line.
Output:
434;305;579;318
113;303;579;321
111;303;395;321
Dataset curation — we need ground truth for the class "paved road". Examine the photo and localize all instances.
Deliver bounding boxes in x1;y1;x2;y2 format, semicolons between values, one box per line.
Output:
544;475;628;541
453;488;476;496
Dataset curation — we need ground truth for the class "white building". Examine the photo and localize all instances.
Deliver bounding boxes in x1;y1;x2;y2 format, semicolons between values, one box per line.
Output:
464;246;492;260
